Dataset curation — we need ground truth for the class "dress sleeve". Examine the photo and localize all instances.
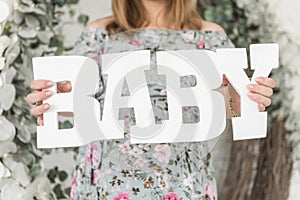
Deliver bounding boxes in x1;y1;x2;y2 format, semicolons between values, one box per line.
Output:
214;32;236;49
67;26;109;102
199;30;236;50
71;26;109;55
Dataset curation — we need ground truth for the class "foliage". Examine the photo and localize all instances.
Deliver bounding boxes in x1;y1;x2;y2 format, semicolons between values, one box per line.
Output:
0;0;87;199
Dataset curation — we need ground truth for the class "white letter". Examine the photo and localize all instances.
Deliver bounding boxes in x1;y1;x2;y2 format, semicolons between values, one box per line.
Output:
216;44;279;140
33;56;106;148
129;49;226;143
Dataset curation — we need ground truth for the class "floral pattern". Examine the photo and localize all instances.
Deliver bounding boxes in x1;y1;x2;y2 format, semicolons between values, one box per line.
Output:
69;26;235;200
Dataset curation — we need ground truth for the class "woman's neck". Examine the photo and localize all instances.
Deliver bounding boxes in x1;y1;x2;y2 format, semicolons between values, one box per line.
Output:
141;0;169;28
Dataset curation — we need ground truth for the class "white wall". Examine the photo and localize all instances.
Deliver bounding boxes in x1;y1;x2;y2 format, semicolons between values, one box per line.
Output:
62;0;112;47
263;0;300;199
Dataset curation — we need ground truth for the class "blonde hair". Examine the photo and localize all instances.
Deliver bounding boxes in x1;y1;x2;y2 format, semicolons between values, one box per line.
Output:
106;0;203;34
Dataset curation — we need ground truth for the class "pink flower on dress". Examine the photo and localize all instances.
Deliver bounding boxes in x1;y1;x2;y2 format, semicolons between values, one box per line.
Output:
160;89;167;96
205;184;215;200
91;143;99;167
71;177;77;185
85;144;91;151
163;192;180;200
86;143;99;165
70;170;80;198
99;47;104;54
128;146;143;157
92;143;98;151
85;144;92;163
153;144;171;163
70;177;77;198
113;193;131;200
138;143;150;150
86;153;92;163
183;172;196;189
183;32;194;42
92;169;100;184
129;38;142;46
198;40;205;49
91;55;100;64
119;140;131;153
133;157;147;168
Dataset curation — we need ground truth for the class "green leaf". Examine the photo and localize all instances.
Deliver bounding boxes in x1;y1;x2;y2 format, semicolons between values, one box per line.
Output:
53;0;66;7
59;120;73;129
29;163;41;177
58;171;68;182
42;148;53;155
78;14;89;24
66;0;80;5
47;168;58;183
49;35;63;48
64;187;71;196
53;184;65;199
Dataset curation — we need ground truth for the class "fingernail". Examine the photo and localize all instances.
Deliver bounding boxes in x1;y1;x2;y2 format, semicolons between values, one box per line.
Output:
247;92;254;97
45;91;53;96
64;82;70;88
247;84;254;89
255;77;262;83
43;104;50;109
47;81;55;86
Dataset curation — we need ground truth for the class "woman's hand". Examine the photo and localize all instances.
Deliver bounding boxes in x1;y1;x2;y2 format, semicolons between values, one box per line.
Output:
26;80;72;125
246;77;276;111
224;76;276;117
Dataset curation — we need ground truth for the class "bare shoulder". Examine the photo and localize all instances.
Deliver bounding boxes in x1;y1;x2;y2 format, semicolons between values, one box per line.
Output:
86;16;114;28
201;20;225;32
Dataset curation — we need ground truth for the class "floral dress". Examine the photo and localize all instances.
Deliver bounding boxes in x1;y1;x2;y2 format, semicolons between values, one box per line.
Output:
69;26;235;200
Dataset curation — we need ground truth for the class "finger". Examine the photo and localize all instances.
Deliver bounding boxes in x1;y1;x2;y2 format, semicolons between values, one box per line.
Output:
31;80;55;91
57;81;72;93
26;90;53;104
258;103;265;112
247;84;273;97
37;115;44;126
247;92;272;107
255;77;276;88
31;103;50;116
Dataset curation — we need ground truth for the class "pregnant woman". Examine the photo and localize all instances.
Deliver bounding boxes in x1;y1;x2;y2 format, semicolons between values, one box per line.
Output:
26;0;276;199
